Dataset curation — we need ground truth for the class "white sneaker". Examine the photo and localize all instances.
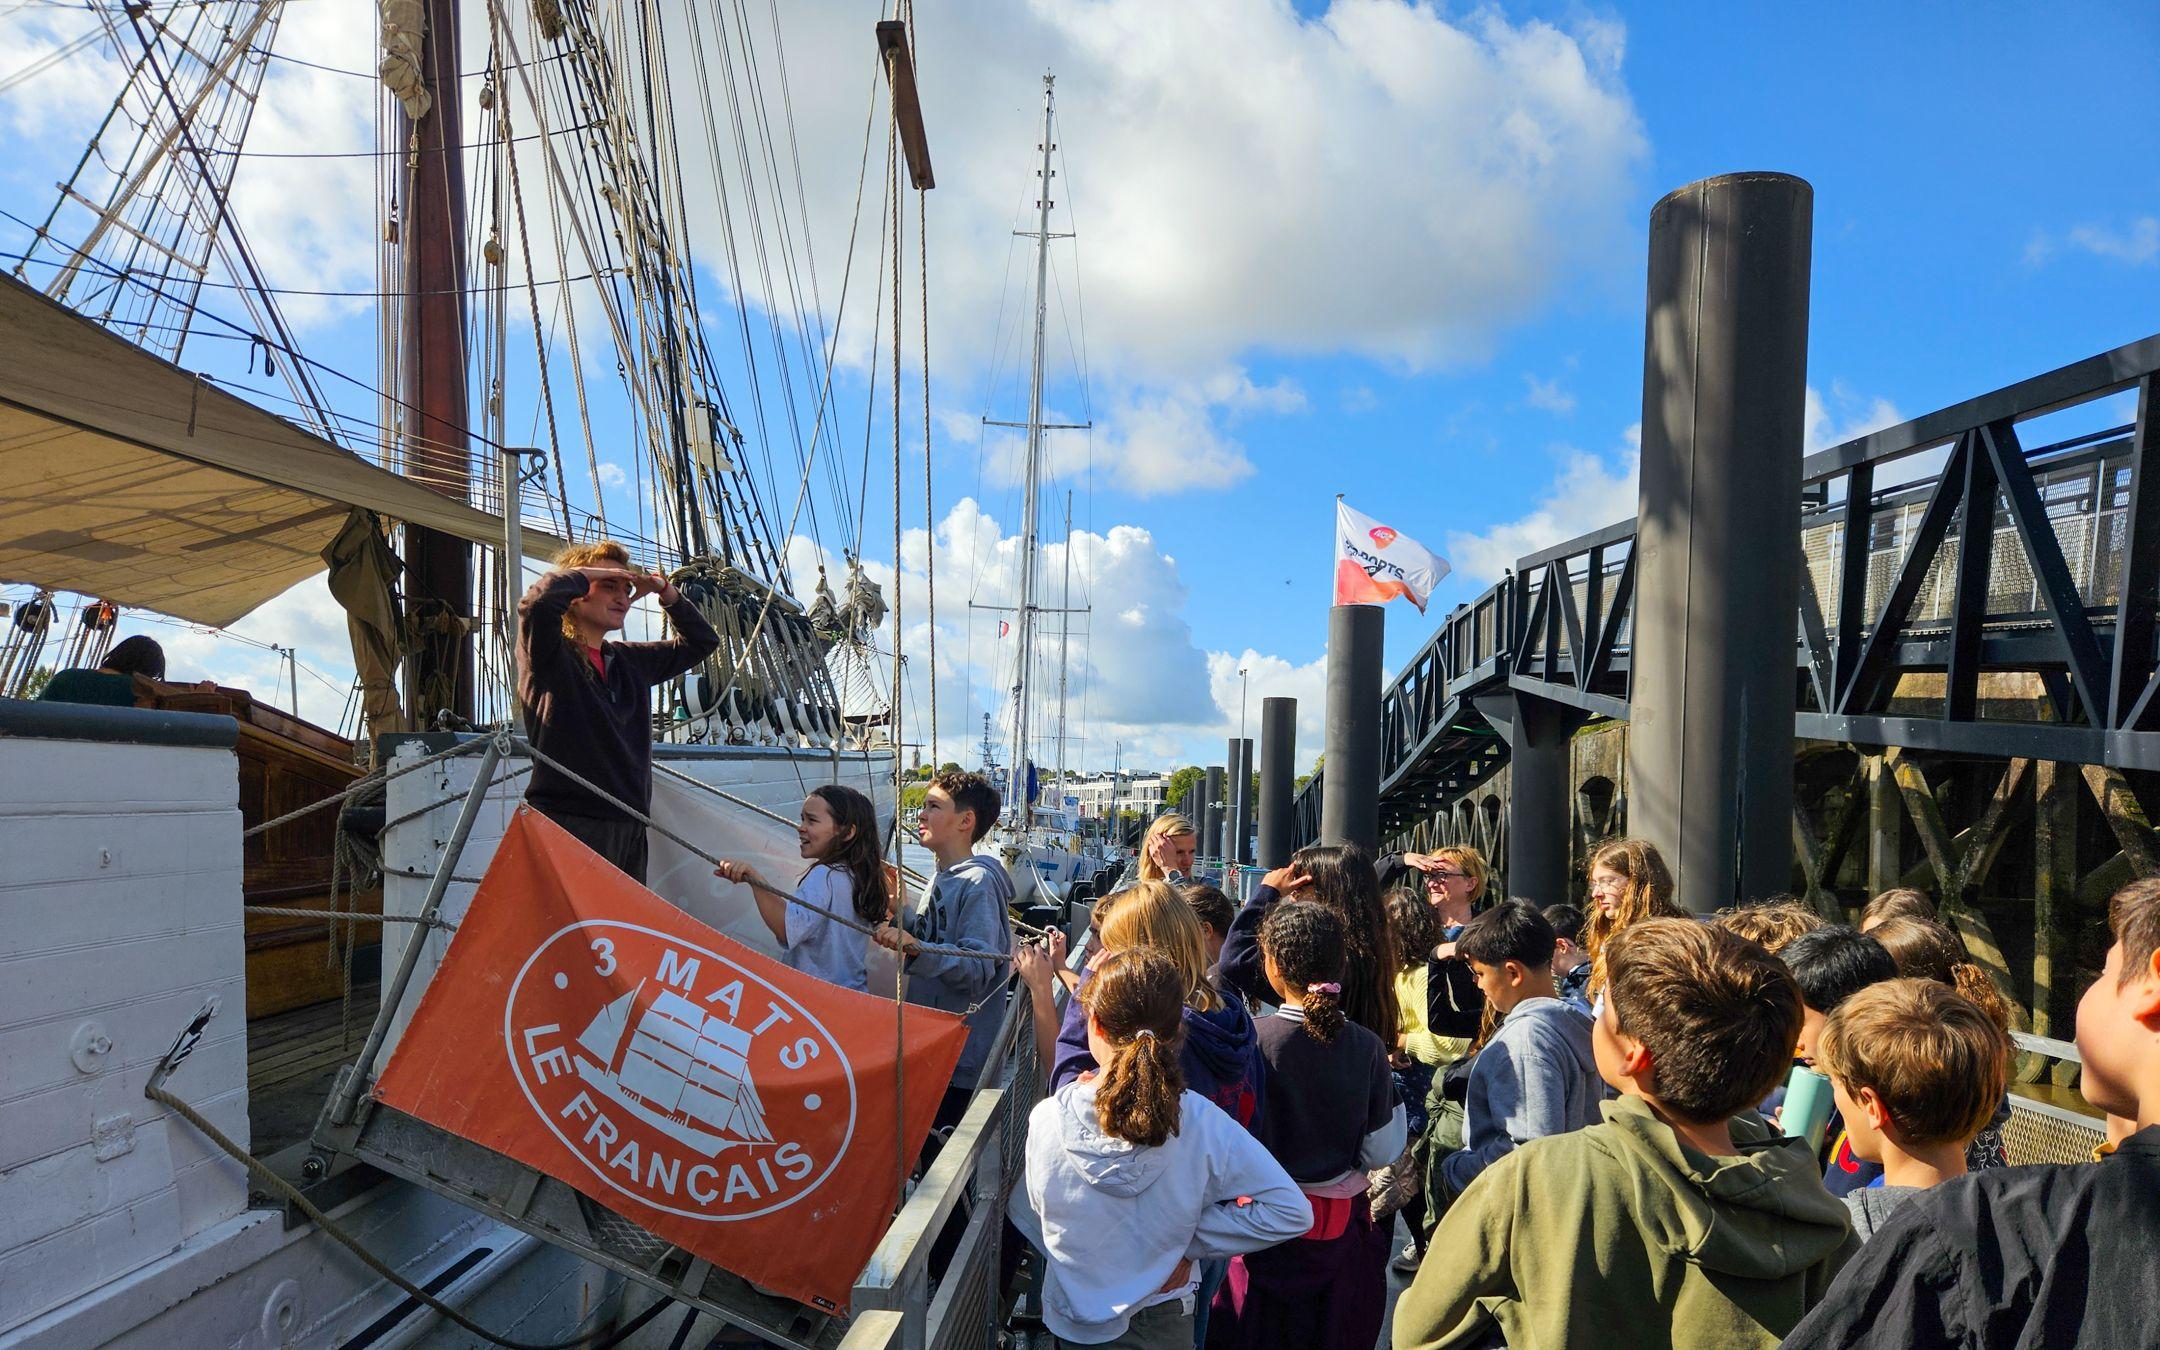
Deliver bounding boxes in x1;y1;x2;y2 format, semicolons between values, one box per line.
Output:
1391;1241;1423;1273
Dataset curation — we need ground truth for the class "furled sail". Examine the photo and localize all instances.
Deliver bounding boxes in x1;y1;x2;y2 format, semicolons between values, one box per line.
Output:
0;274;566;628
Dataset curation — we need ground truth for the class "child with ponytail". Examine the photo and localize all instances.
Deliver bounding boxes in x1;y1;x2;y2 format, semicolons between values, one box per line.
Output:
1211;903;1404;1350
1011;949;1309;1350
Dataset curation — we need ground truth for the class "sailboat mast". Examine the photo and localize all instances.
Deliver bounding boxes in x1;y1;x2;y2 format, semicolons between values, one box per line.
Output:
1011;73;1057;830
1055;489;1072;801
398;0;475;723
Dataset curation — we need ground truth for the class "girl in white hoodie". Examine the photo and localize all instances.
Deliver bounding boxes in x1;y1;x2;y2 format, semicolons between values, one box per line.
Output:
1010;949;1310;1350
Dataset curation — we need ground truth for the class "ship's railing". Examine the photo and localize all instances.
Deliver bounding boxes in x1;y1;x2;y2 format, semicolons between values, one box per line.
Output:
847;955;1047;1350
2004;1031;2108;1166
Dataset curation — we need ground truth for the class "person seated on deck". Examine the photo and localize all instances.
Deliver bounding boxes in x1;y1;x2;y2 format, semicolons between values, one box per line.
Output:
713;784;883;992
873;769;1014;1130
1393;919;1855;1350
515;540;719;884
1810;978;2011;1243
35;635;203;707
1784;878;2160;1348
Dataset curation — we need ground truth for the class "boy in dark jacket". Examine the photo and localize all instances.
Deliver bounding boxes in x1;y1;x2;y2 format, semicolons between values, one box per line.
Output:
1784;877;2160;1348
516;541;719;882
1395;919;1854;1350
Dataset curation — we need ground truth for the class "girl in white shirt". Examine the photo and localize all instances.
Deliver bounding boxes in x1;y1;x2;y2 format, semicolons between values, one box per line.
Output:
1011;948;1309;1349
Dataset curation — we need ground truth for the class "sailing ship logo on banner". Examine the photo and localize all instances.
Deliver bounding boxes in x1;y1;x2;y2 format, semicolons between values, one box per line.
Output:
573;983;773;1156
506;919;857;1222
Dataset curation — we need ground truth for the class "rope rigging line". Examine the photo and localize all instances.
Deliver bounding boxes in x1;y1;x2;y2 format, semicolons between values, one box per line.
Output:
143;1076;678;1349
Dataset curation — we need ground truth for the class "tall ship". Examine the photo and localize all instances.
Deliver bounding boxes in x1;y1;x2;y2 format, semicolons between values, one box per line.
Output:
0;1;933;1343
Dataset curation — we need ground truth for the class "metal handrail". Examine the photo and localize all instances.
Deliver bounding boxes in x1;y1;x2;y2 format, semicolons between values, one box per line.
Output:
848;952;1050;1350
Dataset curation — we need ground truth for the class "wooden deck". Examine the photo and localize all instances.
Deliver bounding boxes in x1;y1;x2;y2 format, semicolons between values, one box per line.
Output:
246;982;379;1158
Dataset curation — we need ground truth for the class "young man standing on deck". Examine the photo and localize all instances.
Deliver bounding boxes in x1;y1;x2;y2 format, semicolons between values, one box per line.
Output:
517;541;719;884
875;770;1015;1129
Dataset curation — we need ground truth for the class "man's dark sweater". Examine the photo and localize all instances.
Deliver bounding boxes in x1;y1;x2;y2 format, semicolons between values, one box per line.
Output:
516;569;720;824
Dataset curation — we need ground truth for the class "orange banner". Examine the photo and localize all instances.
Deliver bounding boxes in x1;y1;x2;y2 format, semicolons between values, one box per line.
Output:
373;807;970;1312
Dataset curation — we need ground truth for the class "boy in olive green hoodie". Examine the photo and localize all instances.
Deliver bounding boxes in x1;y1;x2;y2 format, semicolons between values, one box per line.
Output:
1393;919;1856;1350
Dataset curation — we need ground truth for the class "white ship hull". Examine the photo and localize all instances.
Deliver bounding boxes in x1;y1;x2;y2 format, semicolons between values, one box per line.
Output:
0;703;888;1347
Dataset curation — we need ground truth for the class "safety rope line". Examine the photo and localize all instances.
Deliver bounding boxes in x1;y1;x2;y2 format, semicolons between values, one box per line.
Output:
516;737;1024;963
241;733;497;839
242;905;455;929
143;1076;674;1350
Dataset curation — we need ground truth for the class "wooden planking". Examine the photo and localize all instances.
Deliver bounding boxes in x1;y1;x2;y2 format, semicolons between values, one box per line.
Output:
0;1031;248;1174
0;730;253;1311
0;984;247;1107
0;739;237;815
0;1089;249;1331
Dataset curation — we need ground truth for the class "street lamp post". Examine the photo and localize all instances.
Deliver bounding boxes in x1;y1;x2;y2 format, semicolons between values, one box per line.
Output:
1238;667;1250;744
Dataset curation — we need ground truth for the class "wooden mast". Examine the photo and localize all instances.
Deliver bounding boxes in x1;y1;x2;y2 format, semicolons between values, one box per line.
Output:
399;0;474;722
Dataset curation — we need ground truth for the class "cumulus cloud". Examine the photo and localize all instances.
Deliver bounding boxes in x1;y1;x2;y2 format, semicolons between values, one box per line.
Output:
1804;382;1902;453
1;2;1646;509
773;497;1344;769
981;369;1306;498
138;574;360;729
597;462;628;488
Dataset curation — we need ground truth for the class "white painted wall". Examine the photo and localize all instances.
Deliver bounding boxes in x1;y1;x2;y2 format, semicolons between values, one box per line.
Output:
374;742;895;1071
0;735;250;1336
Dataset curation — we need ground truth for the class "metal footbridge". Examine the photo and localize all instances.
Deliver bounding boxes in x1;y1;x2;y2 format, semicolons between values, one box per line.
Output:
1295;332;2160;862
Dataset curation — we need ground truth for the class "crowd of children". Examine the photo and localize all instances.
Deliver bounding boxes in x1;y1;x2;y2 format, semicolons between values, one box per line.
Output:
1006;826;2159;1350
510;560;2153;1350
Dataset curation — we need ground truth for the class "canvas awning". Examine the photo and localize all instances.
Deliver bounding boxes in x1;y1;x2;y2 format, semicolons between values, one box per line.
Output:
0;272;568;628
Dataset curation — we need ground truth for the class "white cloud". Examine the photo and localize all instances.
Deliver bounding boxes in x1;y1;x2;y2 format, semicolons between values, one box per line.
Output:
669;0;1647;439
1804;381;1903;453
1523;373;1576;415
2030;217;2160;267
1446;379;1905;583
597;462;628;488
978;369;1306;498
1445;426;1639;583
1342;385;1379;415
135;574;360;730
776;498;1339;771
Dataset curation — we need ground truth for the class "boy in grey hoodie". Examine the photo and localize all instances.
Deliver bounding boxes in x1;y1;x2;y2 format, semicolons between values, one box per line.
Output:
877;771;1015;1127
1437;902;1603;1202
1396;919;1854;1350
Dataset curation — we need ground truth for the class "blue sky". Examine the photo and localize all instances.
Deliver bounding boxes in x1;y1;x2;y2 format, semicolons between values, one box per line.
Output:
3;1;2156;774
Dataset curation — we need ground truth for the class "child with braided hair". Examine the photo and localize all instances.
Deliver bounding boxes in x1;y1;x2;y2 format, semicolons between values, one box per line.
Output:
1011;948;1309;1350
1211;902;1404;1350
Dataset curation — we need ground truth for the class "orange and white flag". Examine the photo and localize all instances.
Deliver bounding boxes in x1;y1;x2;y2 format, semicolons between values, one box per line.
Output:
372;807;969;1313
1333;500;1449;612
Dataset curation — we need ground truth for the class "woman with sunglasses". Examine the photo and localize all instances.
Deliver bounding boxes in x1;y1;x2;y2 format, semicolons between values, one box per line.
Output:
1387;847;1489;1271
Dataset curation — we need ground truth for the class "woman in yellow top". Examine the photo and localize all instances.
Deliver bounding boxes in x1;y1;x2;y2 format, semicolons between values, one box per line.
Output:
1379;845;1490;1272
